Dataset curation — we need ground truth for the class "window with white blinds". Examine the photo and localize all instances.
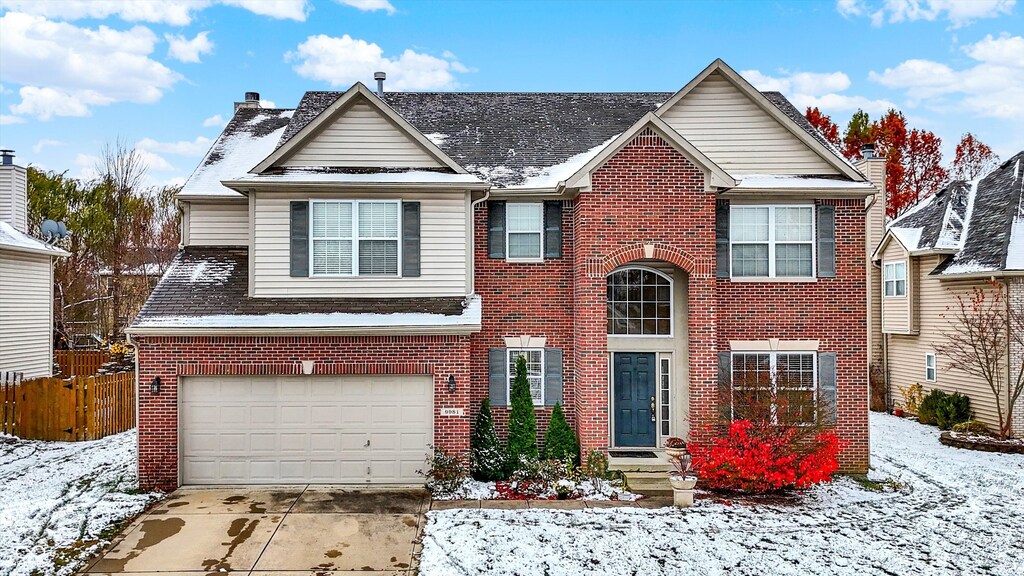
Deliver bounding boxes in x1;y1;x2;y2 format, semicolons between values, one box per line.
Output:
311;200;400;276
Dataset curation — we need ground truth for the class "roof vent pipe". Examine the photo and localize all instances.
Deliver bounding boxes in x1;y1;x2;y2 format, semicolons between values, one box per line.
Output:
861;143;876;159
374;71;386;96
0;150;13;166
245;91;260;103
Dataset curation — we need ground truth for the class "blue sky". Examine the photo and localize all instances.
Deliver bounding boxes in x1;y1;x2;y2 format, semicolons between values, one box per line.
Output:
1;0;1021;187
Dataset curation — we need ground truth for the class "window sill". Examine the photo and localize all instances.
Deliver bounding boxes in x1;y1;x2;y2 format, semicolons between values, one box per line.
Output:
505;258;545;264
727;276;817;283
308;275;403;279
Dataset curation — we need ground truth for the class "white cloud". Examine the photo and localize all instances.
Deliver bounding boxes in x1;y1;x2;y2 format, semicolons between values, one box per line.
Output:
166;31;214;63
835;0;1016;28
742;68;896;115
0;114;26;125
259;99;277;108
287;34;469;90
0;1;309;25
32;139;64;154
137;136;213;157
202;114;227;127
868;34;1024;118
0;13;182;120
337;0;396;14
73;153;101;181
136;148;174;172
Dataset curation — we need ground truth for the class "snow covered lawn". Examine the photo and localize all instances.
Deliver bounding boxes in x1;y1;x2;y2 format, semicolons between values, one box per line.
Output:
0;430;162;576
421;414;1024;575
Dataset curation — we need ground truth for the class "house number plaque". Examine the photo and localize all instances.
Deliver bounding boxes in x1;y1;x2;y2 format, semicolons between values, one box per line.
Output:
440;408;465;417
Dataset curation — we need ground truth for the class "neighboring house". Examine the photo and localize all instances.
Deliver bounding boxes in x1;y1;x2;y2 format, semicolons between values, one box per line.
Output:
0;150;69;379
128;60;880;490
872;152;1024;434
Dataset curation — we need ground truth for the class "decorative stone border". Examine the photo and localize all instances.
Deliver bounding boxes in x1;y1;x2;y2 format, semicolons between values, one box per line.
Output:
939;432;1024;454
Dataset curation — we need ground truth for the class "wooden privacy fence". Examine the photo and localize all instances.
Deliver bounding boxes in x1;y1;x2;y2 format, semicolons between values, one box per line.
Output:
1;371;135;441
55;350;112;376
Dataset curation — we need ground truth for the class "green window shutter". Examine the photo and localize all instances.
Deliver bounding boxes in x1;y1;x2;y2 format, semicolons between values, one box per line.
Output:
488;348;508;406
817;205;836;278
289;201;309;277
543;201;562;258
819;351;838;425
488;201;506;259
402;202;421;277
543;348;563;406
718;351;732;421
716;200;730;278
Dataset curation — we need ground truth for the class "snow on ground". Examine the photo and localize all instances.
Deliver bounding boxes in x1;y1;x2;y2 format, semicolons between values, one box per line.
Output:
0;430;162;576
421;414;1024;576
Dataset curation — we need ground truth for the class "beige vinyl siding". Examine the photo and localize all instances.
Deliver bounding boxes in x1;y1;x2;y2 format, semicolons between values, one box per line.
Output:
186;202;250;246
660;71;838;175
0;250;53;378
281;101;442;169
252;191;468;297
888;262;1006;429
880;241;911;334
0;165;28;233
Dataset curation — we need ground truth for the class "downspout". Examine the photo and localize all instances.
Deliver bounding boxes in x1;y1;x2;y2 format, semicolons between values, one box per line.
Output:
468;189;491;295
1003;278;1013;436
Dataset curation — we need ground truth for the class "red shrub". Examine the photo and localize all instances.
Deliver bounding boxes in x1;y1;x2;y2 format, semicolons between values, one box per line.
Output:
691;420;842;493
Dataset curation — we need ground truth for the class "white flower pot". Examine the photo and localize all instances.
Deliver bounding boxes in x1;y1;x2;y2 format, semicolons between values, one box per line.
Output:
669;475;697;490
665;447;687;459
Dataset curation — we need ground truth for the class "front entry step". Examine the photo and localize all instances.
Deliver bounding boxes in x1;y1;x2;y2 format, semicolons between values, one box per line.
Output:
609;454;672;496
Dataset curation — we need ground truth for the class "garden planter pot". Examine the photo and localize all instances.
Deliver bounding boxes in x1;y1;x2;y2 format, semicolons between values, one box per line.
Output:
665;447;687;459
894;408;905;417
669;475;697;490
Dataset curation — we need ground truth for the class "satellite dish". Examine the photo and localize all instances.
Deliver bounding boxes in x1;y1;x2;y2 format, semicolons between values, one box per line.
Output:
40;219;69;241
57;222;67;237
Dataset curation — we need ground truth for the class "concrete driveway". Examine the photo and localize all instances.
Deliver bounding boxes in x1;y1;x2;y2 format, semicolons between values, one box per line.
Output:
82;487;429;575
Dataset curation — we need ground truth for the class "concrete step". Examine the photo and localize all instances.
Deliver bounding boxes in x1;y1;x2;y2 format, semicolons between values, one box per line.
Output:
609;454;671;473
622;470;673;496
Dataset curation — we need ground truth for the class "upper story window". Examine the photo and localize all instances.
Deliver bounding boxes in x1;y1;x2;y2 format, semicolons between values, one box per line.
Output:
883;261;907;297
607;267;672;336
731;205;814;278
732;351;817;425
925;352;936;382
311;200;399;276
506;203;543;260
508;348;544;405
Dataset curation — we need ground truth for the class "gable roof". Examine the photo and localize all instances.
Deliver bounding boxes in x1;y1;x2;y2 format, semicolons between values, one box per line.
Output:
178;107;293;199
253;83;466;174
654;59;863;181
872;151;1024;274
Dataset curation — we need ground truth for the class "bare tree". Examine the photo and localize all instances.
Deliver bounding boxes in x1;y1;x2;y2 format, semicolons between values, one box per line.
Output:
938;281;1024;438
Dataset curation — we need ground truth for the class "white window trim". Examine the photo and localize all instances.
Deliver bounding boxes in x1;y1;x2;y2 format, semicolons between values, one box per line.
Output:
606;266;674;338
729;204;816;280
925;352;937;382
507;348;545;407
883;260;907;298
309;199;403;278
731;350;818;425
505;202;544;263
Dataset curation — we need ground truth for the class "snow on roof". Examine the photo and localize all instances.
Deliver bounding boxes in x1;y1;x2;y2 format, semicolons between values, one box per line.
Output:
0;221;68;256
513;136;619;189
1005;160;1024;270
889;226;924;252
227;168;484;186
132;294;482;331
177;108;294;199
733;174;875;190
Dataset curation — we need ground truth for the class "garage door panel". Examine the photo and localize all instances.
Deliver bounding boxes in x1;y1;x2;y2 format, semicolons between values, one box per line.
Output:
181;374;432;485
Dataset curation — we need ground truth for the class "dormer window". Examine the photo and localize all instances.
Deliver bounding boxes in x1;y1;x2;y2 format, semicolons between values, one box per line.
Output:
883;261;906;297
311;200;400;276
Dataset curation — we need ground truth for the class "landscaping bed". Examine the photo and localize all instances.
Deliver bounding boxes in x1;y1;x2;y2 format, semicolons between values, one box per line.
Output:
940;430;1024;454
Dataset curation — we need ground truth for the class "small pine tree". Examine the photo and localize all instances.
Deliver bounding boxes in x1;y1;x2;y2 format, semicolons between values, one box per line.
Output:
470;398;505;481
542;402;579;464
506;355;538;474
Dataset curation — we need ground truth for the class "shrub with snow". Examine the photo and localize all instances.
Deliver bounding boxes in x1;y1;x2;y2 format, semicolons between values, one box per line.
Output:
470;399;505;481
505;355;538;475
541;402;579;464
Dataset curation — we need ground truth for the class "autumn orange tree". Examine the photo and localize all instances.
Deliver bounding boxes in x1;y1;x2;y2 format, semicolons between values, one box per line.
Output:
804;107;841;147
901;128;947;214
951;133;1000;181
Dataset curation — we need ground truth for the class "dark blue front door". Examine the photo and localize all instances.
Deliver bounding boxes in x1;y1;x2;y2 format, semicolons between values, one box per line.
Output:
613;353;656;447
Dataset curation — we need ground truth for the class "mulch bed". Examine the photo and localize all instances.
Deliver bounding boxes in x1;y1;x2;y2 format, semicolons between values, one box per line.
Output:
940;431;1024;454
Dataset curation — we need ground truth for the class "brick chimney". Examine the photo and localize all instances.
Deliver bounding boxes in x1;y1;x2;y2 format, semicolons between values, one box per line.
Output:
854;143;887;372
0;150;28;233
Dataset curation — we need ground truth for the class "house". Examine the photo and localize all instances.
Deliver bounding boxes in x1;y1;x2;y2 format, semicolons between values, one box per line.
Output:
871;152;1024;435
128;60;879;491
0;150;69;379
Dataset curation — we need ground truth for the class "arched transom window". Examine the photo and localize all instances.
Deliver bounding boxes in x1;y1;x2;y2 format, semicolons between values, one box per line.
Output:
607;267;672;336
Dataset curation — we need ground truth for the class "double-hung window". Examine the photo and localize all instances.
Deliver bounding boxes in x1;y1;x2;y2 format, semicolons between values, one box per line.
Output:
883;261;907;297
506;203;543;260
925;352;936;382
732;351;817;425
507;348;544;406
731;205;814;278
311;200;400;276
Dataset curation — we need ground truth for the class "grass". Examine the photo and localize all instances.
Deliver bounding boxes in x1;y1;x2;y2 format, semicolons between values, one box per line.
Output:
846;473;908;493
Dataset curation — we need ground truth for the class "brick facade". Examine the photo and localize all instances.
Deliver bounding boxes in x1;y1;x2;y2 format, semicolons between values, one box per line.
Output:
135;335;470;490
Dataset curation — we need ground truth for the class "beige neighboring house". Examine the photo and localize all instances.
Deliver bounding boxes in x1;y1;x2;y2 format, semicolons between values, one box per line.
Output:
0;150;69;379
871;151;1024;435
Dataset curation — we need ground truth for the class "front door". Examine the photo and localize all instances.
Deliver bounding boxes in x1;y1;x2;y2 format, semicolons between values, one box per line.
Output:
613;353;656;447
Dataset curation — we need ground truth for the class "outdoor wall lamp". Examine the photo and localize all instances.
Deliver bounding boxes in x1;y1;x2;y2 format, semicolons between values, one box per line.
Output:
150;376;162;394
447;374;457;393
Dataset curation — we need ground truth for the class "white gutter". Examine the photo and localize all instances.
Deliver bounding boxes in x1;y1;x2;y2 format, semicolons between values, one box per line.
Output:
126;323;482;337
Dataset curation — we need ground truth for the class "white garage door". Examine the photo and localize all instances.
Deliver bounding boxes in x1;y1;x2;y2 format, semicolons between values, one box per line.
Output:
180;375;432;485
